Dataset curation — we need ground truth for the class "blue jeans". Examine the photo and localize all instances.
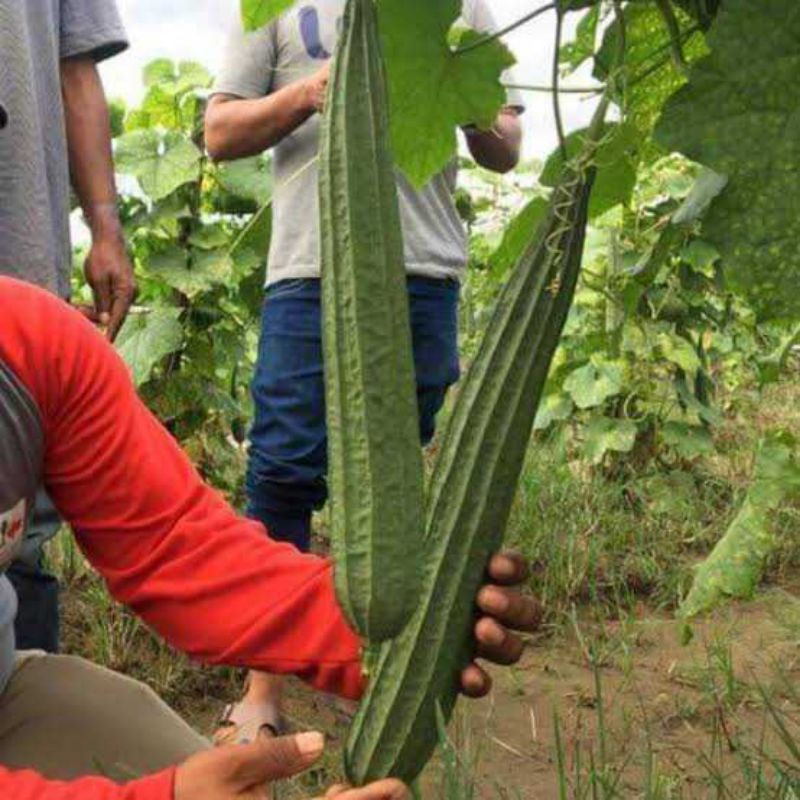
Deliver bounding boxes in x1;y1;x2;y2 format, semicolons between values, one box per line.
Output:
246;277;460;552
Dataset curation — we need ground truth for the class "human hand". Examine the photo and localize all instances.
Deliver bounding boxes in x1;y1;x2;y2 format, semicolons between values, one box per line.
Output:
84;224;136;342
175;732;409;800
459;551;542;698
303;62;331;114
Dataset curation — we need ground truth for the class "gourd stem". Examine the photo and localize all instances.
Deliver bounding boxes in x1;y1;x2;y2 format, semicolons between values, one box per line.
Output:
454;2;556;55
552;8;568;161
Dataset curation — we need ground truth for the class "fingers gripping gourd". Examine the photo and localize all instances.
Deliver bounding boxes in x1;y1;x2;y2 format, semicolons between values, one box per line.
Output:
319;0;425;642
345;161;598;785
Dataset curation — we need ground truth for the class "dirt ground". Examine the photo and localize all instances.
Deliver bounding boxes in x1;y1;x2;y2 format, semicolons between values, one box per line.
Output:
184;591;800;799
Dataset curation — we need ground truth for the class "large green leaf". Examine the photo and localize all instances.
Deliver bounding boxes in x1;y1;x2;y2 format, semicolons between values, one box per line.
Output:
595;3;707;158
216;156;273;205
379;0;515;187
656;0;800;321
148;246;233;298
564;358;624;410
679;431;800;618
541;123;639;219
115;130;202;201
583;417;638;464
240;0;292;31
116;308;183;386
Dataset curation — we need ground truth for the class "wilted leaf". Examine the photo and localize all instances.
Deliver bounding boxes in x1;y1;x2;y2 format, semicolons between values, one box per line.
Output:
679;431;800;618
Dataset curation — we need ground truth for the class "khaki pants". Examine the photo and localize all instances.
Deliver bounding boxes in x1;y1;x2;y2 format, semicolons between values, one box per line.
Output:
0;653;209;781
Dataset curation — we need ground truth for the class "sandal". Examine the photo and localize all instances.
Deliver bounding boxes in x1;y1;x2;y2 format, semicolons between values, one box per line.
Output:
213;702;287;746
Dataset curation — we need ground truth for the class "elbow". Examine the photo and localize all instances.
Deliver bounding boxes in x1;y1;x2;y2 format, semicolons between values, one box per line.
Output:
204;114;232;162
494;149;521;175
478;147;521;175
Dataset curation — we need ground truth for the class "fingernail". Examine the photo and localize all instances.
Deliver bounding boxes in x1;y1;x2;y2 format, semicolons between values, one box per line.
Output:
483;588;509;614
296;731;325;757
484;623;506;647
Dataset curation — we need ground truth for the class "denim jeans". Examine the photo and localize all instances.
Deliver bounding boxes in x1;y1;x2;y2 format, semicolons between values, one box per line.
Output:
246;276;461;552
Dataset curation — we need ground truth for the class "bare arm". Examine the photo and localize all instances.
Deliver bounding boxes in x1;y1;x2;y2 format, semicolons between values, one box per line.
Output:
464;109;523;174
60;56;135;341
205;63;330;161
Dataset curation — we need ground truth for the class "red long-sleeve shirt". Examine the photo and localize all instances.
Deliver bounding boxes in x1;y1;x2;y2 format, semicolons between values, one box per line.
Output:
0;278;363;798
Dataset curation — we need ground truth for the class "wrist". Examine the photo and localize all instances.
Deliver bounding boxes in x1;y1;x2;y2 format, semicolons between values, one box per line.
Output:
299;77;318;115
85;202;123;241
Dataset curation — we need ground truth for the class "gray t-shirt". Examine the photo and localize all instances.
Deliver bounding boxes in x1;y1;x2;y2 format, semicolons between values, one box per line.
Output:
0;359;44;693
213;0;523;286
0;0;128;298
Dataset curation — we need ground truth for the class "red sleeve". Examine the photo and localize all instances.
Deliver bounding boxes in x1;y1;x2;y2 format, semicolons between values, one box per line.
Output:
0;766;173;800
0;278;363;700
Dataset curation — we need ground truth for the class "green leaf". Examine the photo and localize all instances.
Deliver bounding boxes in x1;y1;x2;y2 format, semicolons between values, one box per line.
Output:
658;332;701;377
188;224;231;251
116;308;183;386
655;0;800;320
240;0;292;31
541;123;639;219
680;240;719;277
564;359;624;410
679;431;800;618
583;417;638;464
216;156;273;205
231;202;273;263
560;5;600;71
595;3;707;159
143;58;175;87
534;393;574;432
115;130;201;201
662;421;715;459
148;246;233;298
380;0;515;187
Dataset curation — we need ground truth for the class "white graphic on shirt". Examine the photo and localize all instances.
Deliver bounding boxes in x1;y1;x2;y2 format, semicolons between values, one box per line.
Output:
0;499;26;569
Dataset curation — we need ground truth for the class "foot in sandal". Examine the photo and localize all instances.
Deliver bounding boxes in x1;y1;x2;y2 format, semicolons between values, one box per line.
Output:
213;672;286;746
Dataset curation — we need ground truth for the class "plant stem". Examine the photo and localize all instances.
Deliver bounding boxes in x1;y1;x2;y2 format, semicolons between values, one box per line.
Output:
654;0;689;75
552;8;568;160
454;2;556;55
505;82;603;95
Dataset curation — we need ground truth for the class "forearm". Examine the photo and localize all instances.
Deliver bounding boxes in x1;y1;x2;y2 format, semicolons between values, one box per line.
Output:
206;83;317;161
0;280;363;699
0;765;173;800
60;57;122;242
465;110;522;174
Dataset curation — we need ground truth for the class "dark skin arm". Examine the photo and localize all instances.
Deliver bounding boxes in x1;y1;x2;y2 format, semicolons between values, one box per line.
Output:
207;63;522;176
61;56;135;341
205;63;330;161
464;109;523;174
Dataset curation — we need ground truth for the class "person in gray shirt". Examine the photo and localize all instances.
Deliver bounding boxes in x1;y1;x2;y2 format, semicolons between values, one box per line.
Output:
0;0;136;653
205;0;524;744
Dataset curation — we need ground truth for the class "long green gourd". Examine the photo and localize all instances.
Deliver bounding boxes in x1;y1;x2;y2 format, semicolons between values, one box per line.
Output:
345;139;604;784
318;0;425;642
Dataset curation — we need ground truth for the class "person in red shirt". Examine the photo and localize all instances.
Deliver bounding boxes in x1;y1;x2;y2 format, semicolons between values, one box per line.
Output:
0;277;540;799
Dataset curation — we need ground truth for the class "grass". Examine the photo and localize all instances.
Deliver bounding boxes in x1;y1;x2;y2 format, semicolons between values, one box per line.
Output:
45;378;800;798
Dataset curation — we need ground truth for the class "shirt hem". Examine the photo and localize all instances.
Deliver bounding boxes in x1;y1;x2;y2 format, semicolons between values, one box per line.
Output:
264;263;465;287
